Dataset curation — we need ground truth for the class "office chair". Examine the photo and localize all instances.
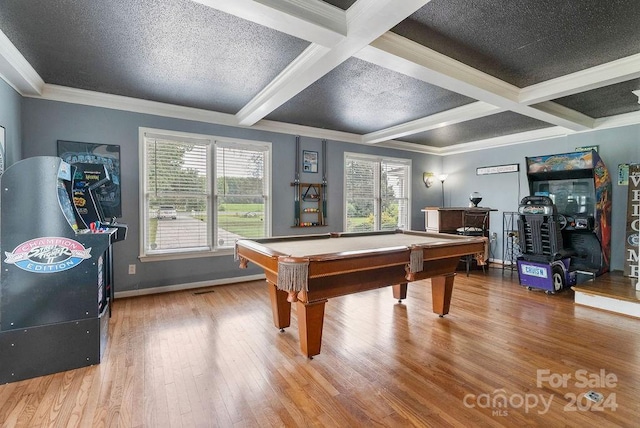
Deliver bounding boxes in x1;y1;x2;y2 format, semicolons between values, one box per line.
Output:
457;210;489;276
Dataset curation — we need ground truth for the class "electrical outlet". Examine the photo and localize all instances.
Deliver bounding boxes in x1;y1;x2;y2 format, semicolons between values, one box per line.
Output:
128;264;136;275
491;232;498;242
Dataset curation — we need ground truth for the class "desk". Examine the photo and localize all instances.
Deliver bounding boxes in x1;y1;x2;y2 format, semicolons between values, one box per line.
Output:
235;230;486;358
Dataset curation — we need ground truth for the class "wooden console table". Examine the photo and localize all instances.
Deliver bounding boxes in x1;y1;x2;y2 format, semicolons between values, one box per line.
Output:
421;207;496;235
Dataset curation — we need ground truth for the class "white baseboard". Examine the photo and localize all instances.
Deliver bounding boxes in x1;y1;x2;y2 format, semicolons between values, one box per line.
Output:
114;274;266;299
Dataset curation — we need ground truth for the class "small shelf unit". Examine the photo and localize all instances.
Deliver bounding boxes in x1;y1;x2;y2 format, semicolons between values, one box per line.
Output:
502;211;521;274
292;182;326;227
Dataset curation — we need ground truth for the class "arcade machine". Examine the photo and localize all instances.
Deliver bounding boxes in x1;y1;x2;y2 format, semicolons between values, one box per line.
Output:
71;162;128;242
516;150;612;293
0;156;122;383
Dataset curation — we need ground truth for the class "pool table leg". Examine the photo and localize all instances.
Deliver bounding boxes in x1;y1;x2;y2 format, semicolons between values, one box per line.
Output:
268;282;291;331
392;283;408;302
431;273;455;317
296;299;327;358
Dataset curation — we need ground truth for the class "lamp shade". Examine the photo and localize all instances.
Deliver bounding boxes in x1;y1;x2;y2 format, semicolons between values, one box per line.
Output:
423;172;436;188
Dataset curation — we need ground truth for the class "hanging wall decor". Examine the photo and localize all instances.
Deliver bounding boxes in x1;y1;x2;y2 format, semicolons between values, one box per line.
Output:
57;140;122;218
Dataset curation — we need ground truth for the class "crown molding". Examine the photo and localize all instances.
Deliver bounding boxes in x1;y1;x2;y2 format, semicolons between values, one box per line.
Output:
0;29;44;95
377;139;447;156
21;83;640;158
35;84;239;126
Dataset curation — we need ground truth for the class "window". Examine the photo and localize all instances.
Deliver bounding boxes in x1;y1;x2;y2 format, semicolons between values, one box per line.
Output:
344;153;411;232
141;129;270;258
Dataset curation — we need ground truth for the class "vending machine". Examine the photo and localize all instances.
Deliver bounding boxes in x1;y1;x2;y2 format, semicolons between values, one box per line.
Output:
517;150;612;292
0;156;119;383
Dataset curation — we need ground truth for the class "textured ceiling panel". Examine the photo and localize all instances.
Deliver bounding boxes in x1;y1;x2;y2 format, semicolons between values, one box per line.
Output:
0;0;309;113
1;1;639;151
393;0;640;87
551;79;640;118
399;112;553;148
265;57;476;134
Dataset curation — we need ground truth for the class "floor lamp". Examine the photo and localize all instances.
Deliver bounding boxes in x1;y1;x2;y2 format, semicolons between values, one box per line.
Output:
439;174;448;207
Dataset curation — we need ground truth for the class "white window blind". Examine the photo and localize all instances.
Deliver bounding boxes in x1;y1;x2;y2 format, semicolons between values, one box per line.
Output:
344;153;410;232
141;129;271;257
215;142;269;247
144;136;211;254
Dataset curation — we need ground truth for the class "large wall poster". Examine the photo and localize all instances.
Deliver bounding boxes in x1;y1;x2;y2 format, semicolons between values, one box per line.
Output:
57;140;122;218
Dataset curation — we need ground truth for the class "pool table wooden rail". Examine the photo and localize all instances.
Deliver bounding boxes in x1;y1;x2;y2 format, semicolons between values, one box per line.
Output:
235;230;486;358
237;231;485;286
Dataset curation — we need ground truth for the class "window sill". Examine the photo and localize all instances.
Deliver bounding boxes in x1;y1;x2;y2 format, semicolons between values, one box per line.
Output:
139;248;235;262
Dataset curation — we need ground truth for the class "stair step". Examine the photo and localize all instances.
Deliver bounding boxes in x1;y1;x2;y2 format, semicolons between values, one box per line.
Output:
573;272;640;318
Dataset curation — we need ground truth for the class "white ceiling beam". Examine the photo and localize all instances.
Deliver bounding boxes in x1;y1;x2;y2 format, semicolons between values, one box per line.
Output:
357;32;595;132
436;127;572;156
593;109;640;131
236;43;331;126
254;117;363;144
363;101;504;144
520;53;640;105
191;0;346;47
356;33;520;107
236;0;431;126
0;29;44;96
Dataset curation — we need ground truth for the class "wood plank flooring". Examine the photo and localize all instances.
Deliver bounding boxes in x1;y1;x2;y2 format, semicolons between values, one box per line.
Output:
1;267;639;427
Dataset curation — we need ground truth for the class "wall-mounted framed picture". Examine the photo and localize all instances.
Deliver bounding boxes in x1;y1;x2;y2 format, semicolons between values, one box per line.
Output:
57;140;122;218
0;126;5;175
303;150;318;173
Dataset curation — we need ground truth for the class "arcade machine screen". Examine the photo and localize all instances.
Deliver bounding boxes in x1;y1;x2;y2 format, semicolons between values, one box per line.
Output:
531;178;595;230
72;163;110;227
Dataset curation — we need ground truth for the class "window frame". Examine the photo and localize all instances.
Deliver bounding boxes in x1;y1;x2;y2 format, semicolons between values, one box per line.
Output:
343;152;412;232
139;127;272;260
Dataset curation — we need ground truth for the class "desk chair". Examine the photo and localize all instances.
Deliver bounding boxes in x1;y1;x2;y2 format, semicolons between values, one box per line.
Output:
457;210;489;276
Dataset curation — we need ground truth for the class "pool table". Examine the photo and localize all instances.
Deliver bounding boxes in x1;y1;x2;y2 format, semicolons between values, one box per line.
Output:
235;230;487;358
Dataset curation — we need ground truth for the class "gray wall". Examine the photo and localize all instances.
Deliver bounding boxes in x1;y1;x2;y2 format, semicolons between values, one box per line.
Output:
20;98;441;292
443;127;640;271
11;93;640;291
0;78;22;167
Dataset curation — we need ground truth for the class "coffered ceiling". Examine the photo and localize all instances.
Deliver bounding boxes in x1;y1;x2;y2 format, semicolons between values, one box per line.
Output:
1;0;639;155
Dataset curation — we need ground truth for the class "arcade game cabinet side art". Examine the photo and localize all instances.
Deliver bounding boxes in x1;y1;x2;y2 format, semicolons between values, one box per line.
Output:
0;156;117;383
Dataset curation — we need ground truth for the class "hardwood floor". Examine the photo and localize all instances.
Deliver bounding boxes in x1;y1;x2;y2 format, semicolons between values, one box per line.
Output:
1;268;639;427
